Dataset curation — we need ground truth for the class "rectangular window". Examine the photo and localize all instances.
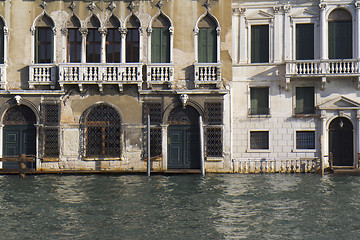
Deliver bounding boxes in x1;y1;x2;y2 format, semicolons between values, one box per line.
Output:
86;28;101;63
106;28;121;63
198;28;217;63
206;127;223;157
296;24;314;60
296;131;315;149
150;128;162;158
67;28;81;63
205;102;223;125
251;25;269;63
250;87;269;115
295;87;314;114
43;128;59;157
0;27;4;64
329;21;352;59
41;102;60;158
35;27;52;63
250;131;269;149
126;28;139;63
151;28;170;63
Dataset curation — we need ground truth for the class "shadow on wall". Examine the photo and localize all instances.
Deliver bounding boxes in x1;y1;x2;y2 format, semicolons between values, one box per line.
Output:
19;66;29;89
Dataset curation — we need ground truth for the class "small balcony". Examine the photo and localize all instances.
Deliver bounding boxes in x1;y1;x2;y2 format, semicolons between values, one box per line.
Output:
59;63;143;92
146;63;174;88
29;64;57;89
194;63;221;88
0;64;6;89
286;59;360;77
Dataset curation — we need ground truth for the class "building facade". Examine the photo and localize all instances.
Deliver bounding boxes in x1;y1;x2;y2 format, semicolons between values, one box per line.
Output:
0;0;232;172
232;0;360;173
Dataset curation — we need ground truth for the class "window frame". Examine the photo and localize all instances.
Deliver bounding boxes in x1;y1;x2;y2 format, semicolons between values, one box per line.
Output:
35;27;53;64
126;28;140;63
106;28;121;63
294;130;316;151
67;28;82;63
294;86;315;115
296;23;315;60
250;24;270;63
86;28;102;63
249;86;270;116
248;130;270;151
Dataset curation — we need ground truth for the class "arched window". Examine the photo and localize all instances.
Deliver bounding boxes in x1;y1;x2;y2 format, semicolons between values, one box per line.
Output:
151;14;171;63
126;15;140;63
67;16;81;63
328;9;352;59
105;15;121;63
198;14;217;63
85;104;121;157
34;14;54;63
86;16;101;63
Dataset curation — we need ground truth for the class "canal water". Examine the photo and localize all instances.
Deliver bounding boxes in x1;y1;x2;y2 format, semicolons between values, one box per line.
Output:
0;174;360;240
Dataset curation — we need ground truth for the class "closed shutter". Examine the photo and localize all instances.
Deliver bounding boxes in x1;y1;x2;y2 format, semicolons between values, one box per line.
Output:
151;28;170;63
35;28;39;63
251;87;269;114
198;28;217;63
296;24;314;60
0;27;3;64
296;87;314;114
251;25;269;63
329;21;352;59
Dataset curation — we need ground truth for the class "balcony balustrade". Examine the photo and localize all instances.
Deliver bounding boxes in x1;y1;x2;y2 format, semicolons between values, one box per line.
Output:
194;63;221;88
0;64;6;89
146;63;174;88
29;64;56;89
59;63;143;92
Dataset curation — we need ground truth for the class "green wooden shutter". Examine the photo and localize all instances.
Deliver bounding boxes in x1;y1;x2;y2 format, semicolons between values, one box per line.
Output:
198;28;207;63
199;28;217;63
0;27;3;64
251;25;269;63
329;21;352;59
251;87;268;114
152;28;170;63
296;24;314;60
35;28;39;63
161;28;170;63
296;87;314;114
151;28;161;63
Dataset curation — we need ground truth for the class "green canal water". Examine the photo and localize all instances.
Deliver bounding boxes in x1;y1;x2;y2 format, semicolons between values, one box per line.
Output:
0;174;360;239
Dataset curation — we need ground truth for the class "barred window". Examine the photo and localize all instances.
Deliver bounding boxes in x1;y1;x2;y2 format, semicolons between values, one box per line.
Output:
143;103;162;125
150;128;162;158
43;128;59;157
41;103;59;125
85;104;121;157
296;131;315;149
40;102;60;158
206;127;222;157
4;105;36;125
250;131;269;149
205;102;223;125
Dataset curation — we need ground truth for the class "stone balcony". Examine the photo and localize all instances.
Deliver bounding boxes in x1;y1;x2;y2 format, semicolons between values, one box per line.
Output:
58;63;143;92
0;64;6;89
146;63;174;88
285;59;360;89
29;64;57;89
194;63;221;88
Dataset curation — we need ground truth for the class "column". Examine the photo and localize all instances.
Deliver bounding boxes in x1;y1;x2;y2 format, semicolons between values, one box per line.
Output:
161;124;168;170
3;27;8;64
30;28;36;64
320;110;329;168
120;28;127;63
194;27;199;63
80;28;88;63
273;6;281;63
147;27;152;63
355;2;360;59
60;28;68;63
169;26;174;63
319;3;327;60
100;28;107;63
239;8;247;63
52;28;57;63
283;5;291;61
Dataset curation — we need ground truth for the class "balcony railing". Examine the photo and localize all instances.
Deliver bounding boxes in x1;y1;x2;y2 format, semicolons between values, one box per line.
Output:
194;63;221;88
29;64;56;89
146;63;174;88
0;64;6;89
59;63;143;91
286;59;360;77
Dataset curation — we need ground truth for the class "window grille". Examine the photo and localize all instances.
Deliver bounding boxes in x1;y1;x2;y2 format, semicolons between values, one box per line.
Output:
168;106;199;125
85;104;121;157
143;103;162;125
4;105;36;125
41;103;59;125
42;127;59;157
150;128;162;158
40;102;60;158
206;127;223;157
296;131;315;149
205;102;222;125
250;131;269;149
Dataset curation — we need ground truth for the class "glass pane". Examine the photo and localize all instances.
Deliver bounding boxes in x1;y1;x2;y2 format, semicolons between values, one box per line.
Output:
250;87;269;115
296;24;314;60
251;25;269;63
295;87;314;114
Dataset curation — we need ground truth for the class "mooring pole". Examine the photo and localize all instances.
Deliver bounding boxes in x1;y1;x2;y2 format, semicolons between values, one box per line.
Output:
320;135;324;176
199;116;205;176
147;115;151;177
19;154;26;178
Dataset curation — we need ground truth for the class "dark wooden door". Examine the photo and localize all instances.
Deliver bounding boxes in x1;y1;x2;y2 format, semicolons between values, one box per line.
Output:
168;125;200;169
329;117;353;166
3;125;36;169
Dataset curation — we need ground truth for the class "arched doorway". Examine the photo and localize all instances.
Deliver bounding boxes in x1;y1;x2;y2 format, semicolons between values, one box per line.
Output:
329;117;353;166
167;106;201;169
3;105;37;168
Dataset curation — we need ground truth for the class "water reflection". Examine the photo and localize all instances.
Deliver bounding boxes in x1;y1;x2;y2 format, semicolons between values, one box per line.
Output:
1;174;360;239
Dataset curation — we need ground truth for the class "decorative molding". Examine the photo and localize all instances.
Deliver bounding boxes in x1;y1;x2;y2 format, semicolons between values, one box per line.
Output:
156;0;163;10
193;27;199;36
169;26;174;35
108;2;116;12
283;5;291;13
119;27;127;35
356;2;360;9
3;27;9;36
138;27;143;36
99;27;107;35
273;6;281;14
40;1;47;10
30;27;36;36
69;1;76;12
128;1;135;12
319;3;326;10
60;28;68;36
146;27;152;35
180;94;189;108
239;8;246;16
203;0;211;10
216;27;221;36
79;28;88;36
88;2;96;12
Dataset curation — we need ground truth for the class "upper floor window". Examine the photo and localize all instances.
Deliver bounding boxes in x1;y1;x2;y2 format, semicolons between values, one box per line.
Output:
36;27;52;63
151;14;170;63
0;19;4;64
106;16;121;63
328;9;352;59
295;87;314;114
250;131;269;150
126;15;140;63
67;16;81;63
296;24;314;60
86;16;101;63
251;25;269;63
198;14;217;63
250;87;269;115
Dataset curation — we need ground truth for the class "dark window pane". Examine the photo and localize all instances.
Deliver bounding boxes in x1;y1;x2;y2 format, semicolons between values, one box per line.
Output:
296;131;315;149
126;28;140;62
106;28;121;63
329;21;352;59
206;127;223;157
151;28;170;63
36;27;52;63
250;87;269;115
295;87;314;114
296;24;314;60
68;28;81;63
251;25;269;63
86;28;101;63
250;131;269;149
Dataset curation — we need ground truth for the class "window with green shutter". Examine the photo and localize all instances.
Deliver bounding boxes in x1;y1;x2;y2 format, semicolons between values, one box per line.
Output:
151;27;170;63
328;9;352;59
198;28;217;63
251;25;269;63
295;87;314;114
250;87;269;115
296;24;314;60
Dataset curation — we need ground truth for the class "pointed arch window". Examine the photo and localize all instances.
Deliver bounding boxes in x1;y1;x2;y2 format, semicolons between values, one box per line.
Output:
151;14;170;63
86;16;101;63
67;16;81;63
0;19;4;64
198;15;217;63
126;15;140;63
34;14;54;64
106;16;121;63
328;9;352;59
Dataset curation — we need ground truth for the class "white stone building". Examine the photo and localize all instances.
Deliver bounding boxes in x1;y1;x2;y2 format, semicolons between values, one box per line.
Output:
231;0;360;172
